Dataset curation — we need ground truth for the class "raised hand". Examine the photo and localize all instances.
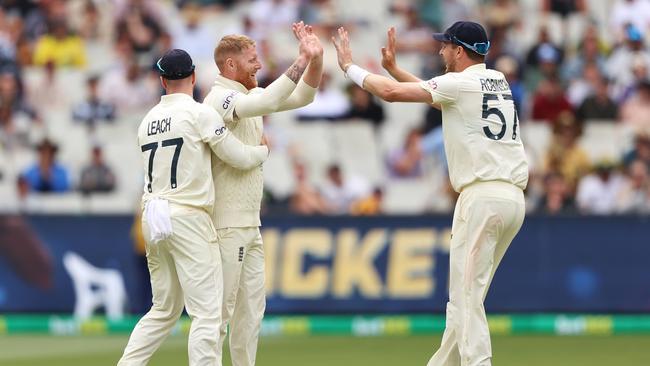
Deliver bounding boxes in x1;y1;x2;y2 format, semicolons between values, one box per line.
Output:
331;27;354;72
304;24;323;60
381;27;397;71
293;21;311;59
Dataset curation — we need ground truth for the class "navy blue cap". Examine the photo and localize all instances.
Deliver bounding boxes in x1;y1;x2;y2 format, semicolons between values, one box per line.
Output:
156;49;195;80
433;21;490;55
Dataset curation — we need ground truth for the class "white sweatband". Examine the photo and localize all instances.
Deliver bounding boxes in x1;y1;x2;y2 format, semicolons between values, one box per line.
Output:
346;64;370;88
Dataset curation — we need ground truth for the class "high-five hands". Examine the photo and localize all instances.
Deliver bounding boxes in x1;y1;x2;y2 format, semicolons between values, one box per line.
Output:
381;27;397;71
331;27;354;72
293;21;322;61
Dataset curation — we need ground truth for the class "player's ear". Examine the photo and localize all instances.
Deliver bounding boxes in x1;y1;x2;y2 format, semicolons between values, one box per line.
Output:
159;76;167;90
226;57;235;71
191;72;196;86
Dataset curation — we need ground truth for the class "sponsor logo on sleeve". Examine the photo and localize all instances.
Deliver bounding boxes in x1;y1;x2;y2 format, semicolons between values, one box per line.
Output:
426;79;438;90
222;91;238;110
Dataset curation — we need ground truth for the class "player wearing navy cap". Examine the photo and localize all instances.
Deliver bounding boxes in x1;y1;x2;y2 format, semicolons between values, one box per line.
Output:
118;49;269;366
333;22;528;366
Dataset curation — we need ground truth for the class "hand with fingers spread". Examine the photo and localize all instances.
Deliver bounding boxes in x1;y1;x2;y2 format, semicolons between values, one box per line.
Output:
293;21;311;59
331;27;354;72
304;24;324;60
293;21;321;61
381;27;397;72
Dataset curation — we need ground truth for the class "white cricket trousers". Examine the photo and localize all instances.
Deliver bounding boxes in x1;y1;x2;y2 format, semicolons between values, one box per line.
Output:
215;227;265;366
428;181;525;366
118;205;223;366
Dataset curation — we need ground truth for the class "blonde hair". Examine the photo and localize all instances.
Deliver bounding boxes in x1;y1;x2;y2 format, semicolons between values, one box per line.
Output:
214;35;256;71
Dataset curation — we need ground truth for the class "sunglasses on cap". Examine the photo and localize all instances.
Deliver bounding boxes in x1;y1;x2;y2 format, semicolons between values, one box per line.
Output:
449;34;490;55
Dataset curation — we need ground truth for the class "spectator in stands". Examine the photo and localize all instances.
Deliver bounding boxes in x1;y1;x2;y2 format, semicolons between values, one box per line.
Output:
387;128;424;179
0;70;39;147
535;171;577;215
72;75;116;127
342;84;384;126
483;0;520;35
0;69;37;123
387;5;442;78
525;26;563;72
619;80;650;131
17;0;59;42
562;27;607;81
610;0;650;42
115;0;162;55
495;55;525;116
296;72;349;121
543;112;590;192
170;2;215;62
248;0;298;41
566;62;601;108
605;24;650;100
616;159;650;213
319;164;367;214
531;75;573;122
576;76;618;121
351;187;383;215
391;5;435;55
33;19;86;68
0;9;19;66
440;0;471;29
542;0;587;43
484;27;521;79
79;146;116;195
98;58;158;114
576;161;627;214
289;161;330;215
616;53;650;103
21;138;70;193
299;0;340;35
27;61;69;113
622;131;650;169
72;0;103;42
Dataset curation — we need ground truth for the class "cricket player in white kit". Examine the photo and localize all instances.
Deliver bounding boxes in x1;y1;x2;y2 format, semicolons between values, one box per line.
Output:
333;22;528;366
118;49;269;366
202;22;323;366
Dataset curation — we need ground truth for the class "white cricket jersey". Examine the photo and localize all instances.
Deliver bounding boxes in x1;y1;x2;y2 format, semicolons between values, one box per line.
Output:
420;63;529;193
203;75;264;229
138;93;267;211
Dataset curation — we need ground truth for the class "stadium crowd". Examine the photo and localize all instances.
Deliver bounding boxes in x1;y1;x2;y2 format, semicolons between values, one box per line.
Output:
0;0;649;216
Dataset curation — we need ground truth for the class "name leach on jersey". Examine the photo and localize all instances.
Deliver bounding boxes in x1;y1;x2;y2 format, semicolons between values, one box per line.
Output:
147;117;172;136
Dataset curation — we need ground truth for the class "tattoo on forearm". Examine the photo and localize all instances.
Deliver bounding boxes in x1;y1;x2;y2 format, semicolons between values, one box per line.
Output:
285;59;307;83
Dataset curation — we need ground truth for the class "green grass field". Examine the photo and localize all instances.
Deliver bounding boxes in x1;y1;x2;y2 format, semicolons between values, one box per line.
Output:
1;334;648;366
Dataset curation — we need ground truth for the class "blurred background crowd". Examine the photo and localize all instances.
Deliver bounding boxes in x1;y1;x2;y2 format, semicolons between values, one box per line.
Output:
0;0;648;217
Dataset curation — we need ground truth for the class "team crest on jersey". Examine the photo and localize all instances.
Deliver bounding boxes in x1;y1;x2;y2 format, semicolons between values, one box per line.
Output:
426;79;438;90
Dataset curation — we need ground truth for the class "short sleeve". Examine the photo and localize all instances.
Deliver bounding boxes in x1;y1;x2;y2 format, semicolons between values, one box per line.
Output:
203;88;241;124
196;105;229;145
420;74;459;105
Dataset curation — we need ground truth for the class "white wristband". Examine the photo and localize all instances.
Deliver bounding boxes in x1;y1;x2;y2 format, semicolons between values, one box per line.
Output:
346;64;370;88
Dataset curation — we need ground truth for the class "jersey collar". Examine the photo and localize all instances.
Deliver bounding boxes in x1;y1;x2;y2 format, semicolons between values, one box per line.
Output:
160;93;194;104
214;74;250;93
464;63;487;72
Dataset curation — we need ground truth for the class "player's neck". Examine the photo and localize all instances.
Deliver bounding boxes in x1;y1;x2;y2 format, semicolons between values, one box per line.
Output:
456;61;480;72
165;86;193;97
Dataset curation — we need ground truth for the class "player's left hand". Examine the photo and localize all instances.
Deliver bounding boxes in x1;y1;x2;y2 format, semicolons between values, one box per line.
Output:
331;27;354;72
381;27;397;71
304;24;324;60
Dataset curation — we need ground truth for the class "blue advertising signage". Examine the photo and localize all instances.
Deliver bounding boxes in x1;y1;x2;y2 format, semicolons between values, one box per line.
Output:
0;214;649;314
